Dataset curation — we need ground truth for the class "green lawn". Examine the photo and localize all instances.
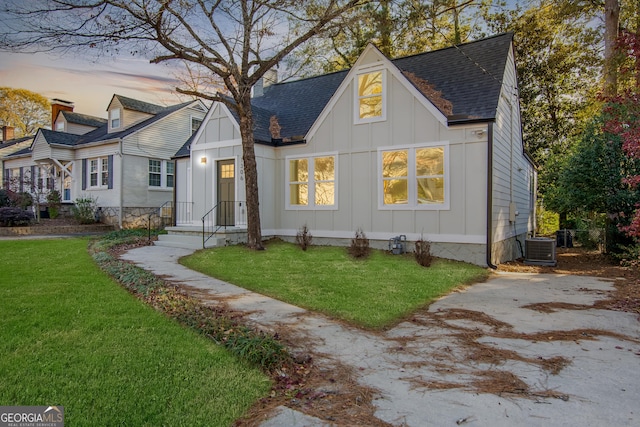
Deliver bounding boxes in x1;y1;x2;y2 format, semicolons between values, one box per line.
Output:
181;240;489;329
0;238;271;426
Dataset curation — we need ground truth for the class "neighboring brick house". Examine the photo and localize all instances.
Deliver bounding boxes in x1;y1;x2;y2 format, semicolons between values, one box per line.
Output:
3;96;206;227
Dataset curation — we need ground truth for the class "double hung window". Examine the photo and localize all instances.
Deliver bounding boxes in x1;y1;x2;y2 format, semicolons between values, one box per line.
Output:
355;68;386;123
379;143;448;209
149;159;174;189
89;158;109;188
287;154;336;209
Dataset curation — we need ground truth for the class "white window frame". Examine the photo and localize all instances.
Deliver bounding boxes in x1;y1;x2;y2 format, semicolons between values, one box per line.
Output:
88;157;109;189
191;116;203;134
354;66;387;124
377;142;450;210
148;159;174;190
285;152;338;210
110;108;121;129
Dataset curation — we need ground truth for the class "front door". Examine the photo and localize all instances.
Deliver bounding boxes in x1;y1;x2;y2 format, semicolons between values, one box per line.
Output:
216;159;235;226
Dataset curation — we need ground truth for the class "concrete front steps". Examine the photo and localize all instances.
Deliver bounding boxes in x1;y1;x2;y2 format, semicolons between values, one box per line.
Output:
155;225;247;250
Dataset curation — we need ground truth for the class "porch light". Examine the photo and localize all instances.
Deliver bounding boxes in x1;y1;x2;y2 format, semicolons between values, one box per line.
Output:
200;156;207;164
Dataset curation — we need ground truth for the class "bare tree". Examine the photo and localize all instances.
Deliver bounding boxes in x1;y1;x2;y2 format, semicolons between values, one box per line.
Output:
0;0;367;249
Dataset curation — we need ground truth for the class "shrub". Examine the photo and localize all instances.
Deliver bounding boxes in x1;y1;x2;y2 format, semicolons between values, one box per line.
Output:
0;207;34;226
46;190;62;219
348;228;370;259
0;189;10;207
71;196;98;224
414;238;433;267
12;191;33;210
295;224;313;251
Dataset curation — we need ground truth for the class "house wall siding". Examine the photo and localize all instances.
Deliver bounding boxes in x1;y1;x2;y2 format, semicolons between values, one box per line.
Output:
123;106;205;159
272;65;488;257
490;46;535;264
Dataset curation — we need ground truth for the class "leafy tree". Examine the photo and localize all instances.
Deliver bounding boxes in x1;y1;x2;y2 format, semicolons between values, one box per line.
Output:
0;87;50;137
286;0;503;75
487;1;602;166
0;0;368;249
601;28;640;238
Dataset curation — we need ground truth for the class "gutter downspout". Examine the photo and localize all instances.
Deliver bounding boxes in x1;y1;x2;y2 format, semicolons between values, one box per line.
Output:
118;140;123;229
486;123;497;269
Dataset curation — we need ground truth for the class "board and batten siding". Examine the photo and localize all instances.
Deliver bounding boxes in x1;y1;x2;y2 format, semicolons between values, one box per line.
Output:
272;61;488;250
490;45;535;263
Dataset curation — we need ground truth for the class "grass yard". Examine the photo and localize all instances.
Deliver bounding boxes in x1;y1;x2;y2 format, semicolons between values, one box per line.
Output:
0;238;271;426
181;239;489;329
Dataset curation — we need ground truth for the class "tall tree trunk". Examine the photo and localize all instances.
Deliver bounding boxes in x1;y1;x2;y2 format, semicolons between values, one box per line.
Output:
604;0;620;96
237;93;264;250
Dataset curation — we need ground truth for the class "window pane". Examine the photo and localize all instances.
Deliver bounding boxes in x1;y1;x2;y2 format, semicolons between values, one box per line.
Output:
417;178;444;204
166;161;174;174
358;72;382;97
221;164;234;179
90;159;98;173
416;148;444;176
289;159;308;182
149;159;161;173
149;173;161;187
359;96;382;119
167;175;174;188
382;151;408;178
383;179;408;205
290;184;308;205
314;157;334;181
315;182;334;205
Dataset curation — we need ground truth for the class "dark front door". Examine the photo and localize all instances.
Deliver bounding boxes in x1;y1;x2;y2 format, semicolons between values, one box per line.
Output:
216;159;235;226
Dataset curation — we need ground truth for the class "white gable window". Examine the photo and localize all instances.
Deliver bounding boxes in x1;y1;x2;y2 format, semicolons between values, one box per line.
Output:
287;154;337;209
55;121;65;131
149;159;174;189
355;68;386;124
378;142;449;210
110;108;121;129
89;157;109;188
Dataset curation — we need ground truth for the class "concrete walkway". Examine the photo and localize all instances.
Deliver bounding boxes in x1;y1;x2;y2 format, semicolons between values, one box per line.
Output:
121;245;640;426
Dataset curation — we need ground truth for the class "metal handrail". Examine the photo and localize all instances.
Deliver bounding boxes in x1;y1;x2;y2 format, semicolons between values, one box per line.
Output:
201;201;246;248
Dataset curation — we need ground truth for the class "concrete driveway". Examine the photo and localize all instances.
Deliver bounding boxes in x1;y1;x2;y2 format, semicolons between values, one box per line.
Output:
121;246;640;426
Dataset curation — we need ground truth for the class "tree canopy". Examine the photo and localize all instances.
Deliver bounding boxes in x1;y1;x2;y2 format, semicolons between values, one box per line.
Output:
0;87;50;137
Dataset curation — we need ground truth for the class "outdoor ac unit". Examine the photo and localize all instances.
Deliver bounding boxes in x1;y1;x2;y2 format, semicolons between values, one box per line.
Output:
524;238;557;266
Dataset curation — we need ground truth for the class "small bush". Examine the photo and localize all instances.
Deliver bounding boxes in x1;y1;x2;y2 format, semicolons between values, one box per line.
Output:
46;190;62;219
348;228;370;259
0;207;34;226
12;191;33;210
295;224;313;251
611;243;640;268
0;189;10;207
414;238;433;267
71;196;98;224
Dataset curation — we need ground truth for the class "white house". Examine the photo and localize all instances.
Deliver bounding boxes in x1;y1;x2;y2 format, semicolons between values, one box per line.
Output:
3;96;207;227
171;33;536;266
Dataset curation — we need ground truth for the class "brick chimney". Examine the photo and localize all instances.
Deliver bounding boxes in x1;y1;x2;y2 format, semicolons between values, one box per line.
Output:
51;98;74;129
1;126;15;141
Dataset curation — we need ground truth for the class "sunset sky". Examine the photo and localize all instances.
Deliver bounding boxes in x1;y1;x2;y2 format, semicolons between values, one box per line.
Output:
0;50;187;119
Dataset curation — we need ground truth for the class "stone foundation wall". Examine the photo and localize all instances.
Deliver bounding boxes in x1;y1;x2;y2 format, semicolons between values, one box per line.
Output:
99;206;172;229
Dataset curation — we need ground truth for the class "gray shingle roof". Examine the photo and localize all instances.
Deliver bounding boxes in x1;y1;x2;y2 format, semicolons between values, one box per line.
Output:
112;94;166;114
251;33;513;142
4;100;197;159
175;33;513;156
61;111;107;128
